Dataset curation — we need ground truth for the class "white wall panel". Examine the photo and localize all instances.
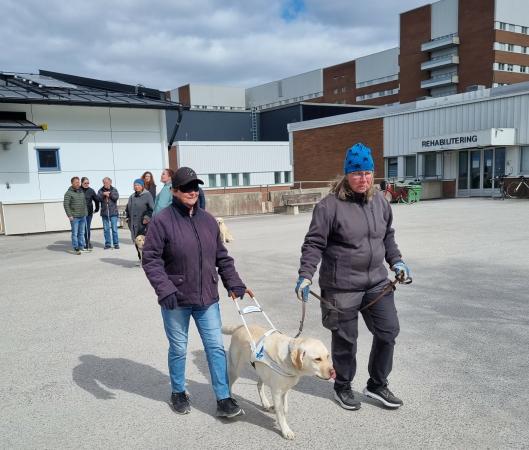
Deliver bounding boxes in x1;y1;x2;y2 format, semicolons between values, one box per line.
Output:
495;0;529;25
109;108;160;132
431;0;458;39
31;105;111;131
189;85;246;108
355;48;399;84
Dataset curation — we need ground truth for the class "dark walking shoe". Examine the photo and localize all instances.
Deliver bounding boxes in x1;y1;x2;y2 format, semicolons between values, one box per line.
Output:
333;388;361;410
114;245;120;250
73;248;81;255
104;245;111;250
363;386;403;408
170;391;191;414
216;397;243;418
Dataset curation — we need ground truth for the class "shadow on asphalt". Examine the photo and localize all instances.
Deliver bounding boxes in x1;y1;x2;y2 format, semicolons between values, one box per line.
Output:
72;355;281;436
100;257;139;268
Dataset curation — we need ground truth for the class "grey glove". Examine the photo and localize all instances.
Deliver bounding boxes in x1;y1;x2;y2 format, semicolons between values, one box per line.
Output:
159;293;178;310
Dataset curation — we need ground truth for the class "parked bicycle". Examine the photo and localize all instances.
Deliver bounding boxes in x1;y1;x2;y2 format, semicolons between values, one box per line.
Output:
492;174;508;200
506;175;529;199
380;180;409;204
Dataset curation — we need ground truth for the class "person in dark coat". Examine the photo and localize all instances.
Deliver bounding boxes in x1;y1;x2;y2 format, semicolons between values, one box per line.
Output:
97;177;120;249
125;179;153;261
81;177;100;250
295;143;411;411
141;171;157;200
142;166;250;418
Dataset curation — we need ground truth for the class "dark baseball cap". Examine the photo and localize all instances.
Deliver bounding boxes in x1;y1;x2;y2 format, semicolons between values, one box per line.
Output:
171;167;204;189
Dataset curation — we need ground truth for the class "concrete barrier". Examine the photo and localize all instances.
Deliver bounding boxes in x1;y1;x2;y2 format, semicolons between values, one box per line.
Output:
205;192;264;217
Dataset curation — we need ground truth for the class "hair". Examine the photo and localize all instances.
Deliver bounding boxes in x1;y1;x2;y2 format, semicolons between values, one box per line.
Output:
163;168;174;178
329;174;376;201
141;171;156;189
81;177;89;184
102;177;112;183
71;176;80;183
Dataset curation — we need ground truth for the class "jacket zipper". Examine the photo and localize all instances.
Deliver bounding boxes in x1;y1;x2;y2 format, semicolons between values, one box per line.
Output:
361;204;373;288
370;203;377;233
190;215;204;306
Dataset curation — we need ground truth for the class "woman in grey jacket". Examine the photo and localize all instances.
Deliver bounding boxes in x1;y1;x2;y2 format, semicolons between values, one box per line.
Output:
125;179;153;261
295;143;411;411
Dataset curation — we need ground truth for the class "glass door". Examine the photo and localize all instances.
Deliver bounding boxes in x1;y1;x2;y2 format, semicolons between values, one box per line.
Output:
457;148;506;197
469;150;481;195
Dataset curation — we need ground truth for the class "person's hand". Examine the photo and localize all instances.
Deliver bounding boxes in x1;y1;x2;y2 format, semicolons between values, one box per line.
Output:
295;277;311;302
68;216;74;222
103;191;110;198
158;293;178;310
229;286;249;300
392;261;411;283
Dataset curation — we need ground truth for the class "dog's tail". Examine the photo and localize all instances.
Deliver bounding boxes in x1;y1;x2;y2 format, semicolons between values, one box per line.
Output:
221;325;243;335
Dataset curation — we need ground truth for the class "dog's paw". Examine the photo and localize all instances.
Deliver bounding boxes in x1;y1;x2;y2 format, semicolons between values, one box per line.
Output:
282;428;295;440
262;404;274;412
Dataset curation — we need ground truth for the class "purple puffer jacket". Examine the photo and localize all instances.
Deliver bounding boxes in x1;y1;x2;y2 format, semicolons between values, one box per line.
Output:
142;199;245;306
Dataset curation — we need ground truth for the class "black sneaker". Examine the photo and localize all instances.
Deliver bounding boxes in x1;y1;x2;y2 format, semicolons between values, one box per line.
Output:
216;397;243;418
363;386;403;408
73;248;81;255
104;245;111;250
170;392;191;415
333;388;361;410
114;245;120;250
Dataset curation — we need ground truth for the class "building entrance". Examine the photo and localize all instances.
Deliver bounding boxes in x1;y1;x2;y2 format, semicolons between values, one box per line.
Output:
457;148;505;196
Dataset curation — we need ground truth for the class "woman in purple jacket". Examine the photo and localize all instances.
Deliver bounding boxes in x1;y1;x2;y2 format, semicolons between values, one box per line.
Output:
142;167;250;418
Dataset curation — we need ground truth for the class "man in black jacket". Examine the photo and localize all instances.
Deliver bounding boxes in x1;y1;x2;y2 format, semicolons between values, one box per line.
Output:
97;177;120;249
295;143;411;411
81;177;99;250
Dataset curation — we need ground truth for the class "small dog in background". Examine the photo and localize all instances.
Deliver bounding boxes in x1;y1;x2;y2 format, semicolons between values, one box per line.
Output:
216;217;234;244
134;234;145;260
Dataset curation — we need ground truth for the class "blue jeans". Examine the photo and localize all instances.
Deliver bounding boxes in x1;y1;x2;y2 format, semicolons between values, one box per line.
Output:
102;215;119;247
70;217;86;250
84;214;93;248
161;302;230;400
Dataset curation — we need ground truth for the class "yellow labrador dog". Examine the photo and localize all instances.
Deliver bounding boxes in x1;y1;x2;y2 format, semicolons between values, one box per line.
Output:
216;217;234;244
222;324;335;440
134;234;145;259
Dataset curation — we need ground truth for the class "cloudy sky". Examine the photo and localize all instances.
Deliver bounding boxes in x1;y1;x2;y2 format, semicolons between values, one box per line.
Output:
1;0;427;90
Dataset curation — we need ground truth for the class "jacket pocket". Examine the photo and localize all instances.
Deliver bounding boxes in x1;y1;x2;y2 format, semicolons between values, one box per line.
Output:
168;274;185;287
211;272;219;284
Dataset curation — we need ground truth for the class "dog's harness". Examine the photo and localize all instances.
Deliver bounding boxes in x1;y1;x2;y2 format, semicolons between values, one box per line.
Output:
232;294;298;377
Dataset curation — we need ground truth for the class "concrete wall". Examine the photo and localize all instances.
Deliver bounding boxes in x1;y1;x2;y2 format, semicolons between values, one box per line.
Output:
355;48;400;84
494;0;529;25
431;0;458;39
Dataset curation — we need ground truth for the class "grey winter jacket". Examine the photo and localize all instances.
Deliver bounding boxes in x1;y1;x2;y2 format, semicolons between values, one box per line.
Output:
125;190;154;240
97;186;119;217
298;191;402;291
63;187;88;218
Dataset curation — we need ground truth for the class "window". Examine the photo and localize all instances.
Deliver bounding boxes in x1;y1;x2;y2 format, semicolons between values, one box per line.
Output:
36;148;60;171
405;155;416;178
499;63;506;70
208;174;217;187
499;22;507;30
424;153;437;178
497;43;506;51
284;171;291;183
341;87;346;93
220;173;228;187
521;146;529;173
231;173;239;186
387;158;398;178
521;66;527;73
523;46;528;54
333;88;339;94
274;171;282;184
508;24;516;32
522;26;528;35
243;173;250;186
507;64;514;72
508;44;514;52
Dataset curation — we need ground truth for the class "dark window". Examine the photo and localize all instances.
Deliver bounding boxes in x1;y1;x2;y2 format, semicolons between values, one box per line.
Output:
220;173;228;187
521;146;529;173
274;171;282;184
243;173;250;186
458;151;468;189
36;149;60;171
387;158;398;178
405;155;416;178
424;153;437;178
208;174;217;187
284;171;291;183
231;173;239;186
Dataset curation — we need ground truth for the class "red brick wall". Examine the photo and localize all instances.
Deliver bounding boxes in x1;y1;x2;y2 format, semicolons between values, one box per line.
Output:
442;180;456;198
322;60;357;104
458;0;495;91
292;118;384;183
399;5;431;103
178;85;191;106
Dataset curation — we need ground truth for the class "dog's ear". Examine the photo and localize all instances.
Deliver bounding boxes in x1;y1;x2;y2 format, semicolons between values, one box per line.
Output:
290;343;305;370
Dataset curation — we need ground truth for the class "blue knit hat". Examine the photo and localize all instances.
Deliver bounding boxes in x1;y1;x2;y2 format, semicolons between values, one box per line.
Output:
344;143;374;174
134;178;144;186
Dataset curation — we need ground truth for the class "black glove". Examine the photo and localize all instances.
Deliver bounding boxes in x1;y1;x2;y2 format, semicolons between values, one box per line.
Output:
159;293;178;310
229;286;247;299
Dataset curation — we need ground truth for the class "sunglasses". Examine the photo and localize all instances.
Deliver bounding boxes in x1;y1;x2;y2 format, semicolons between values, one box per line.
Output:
179;183;200;193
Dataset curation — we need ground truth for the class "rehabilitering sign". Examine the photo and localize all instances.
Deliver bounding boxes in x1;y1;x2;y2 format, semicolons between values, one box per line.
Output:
412;128;516;152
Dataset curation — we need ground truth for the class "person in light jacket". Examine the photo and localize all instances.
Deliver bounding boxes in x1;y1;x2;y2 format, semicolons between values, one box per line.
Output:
295;143;411;411
153;168;174;215
125;179;153;262
142;167;250;418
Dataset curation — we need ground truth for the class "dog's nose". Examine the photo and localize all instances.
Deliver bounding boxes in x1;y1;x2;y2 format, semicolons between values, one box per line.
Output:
330;368;336;380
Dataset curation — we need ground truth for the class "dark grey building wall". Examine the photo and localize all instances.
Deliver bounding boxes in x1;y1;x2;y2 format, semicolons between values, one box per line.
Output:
259;105;301;141
166;109;253;141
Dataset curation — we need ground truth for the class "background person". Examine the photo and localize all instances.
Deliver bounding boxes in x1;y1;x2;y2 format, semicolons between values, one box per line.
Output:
81;177;100;250
153;168;174;215
125;179;154;263
295;142;411;411
198;187;206;210
63;176;88;255
97;177;120;249
141;171;157;200
142;166;250;418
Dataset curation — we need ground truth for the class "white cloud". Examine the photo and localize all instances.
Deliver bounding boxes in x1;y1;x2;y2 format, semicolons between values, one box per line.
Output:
0;0;427;90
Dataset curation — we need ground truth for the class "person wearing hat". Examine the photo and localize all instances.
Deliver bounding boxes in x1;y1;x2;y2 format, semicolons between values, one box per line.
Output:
294;143;411;411
125;178;154;263
142;167;251;418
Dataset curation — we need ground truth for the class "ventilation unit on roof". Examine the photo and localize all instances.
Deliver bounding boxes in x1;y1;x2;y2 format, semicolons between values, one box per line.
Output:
466;85;485;92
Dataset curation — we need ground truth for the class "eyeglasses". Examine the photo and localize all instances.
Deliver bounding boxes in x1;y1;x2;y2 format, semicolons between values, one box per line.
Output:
179;183;200;193
349;171;373;180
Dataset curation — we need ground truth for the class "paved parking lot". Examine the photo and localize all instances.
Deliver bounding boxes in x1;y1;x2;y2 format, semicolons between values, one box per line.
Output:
1;198;528;449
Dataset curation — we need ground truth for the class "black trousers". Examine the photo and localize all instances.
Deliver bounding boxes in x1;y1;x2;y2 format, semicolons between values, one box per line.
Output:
321;286;400;392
